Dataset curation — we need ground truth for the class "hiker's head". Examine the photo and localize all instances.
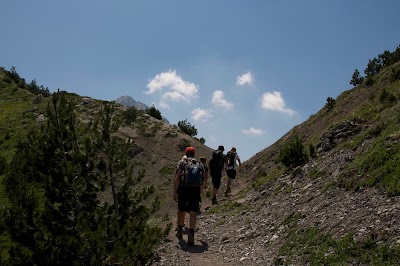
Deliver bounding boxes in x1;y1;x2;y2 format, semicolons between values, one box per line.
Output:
218;145;225;151
185;146;195;157
200;156;206;163
231;147;236;152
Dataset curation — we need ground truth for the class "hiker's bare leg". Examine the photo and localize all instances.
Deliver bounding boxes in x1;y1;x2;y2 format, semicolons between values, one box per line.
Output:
188;211;196;245
213;187;218;197
227;178;232;191
189;211;197;230
177;211;185;227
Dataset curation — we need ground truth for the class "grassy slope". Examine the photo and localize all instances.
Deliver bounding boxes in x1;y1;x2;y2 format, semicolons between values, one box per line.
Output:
243;62;400;194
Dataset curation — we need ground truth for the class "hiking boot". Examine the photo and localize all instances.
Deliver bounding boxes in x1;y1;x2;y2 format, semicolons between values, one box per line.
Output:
175;227;183;239
196;207;201;215
212;198;218;205
188;230;195;246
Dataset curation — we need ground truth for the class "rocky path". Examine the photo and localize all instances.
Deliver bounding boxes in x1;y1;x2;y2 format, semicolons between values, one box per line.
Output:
153;178;252;266
152;165;400;266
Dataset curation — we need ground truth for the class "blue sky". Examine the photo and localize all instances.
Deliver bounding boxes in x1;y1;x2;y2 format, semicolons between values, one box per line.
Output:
1;1;400;161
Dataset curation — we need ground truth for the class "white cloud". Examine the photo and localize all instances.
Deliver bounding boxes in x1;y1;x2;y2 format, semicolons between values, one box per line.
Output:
261;91;296;116
211;90;234;110
145;70;199;108
236;72;254;86
192;108;212;121
242;127;264;136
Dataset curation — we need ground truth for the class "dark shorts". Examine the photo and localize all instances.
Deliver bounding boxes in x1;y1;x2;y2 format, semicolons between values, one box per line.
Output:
211;173;222;189
178;186;201;213
226;169;237;179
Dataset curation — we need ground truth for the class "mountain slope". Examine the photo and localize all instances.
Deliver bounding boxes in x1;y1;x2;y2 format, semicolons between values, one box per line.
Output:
153;62;400;265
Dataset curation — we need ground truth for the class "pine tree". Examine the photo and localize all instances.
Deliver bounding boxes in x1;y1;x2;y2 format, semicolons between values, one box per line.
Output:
1;92;167;265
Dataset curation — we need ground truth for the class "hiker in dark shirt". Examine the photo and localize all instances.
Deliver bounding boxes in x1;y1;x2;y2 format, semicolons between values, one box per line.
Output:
209;145;229;205
225;147;242;196
173;147;205;246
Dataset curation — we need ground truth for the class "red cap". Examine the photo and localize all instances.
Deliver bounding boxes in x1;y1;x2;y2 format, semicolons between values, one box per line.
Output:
185;146;195;156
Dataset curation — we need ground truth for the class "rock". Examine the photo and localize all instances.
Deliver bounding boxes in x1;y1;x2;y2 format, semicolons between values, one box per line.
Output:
33;94;43;104
128;144;144;158
292;166;302;177
82;97;93;104
36;114;46;123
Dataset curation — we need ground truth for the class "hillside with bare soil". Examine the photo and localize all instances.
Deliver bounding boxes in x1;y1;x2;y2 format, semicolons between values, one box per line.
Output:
152;62;400;265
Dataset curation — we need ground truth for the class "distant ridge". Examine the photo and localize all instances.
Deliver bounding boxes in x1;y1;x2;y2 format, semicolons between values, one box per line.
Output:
115;95;170;124
115;96;148;110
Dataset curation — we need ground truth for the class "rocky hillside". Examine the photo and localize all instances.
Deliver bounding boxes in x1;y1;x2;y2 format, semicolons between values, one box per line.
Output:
153;62;400;265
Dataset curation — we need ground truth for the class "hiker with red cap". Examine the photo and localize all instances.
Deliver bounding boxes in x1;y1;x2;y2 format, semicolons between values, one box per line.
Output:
173;146;205;246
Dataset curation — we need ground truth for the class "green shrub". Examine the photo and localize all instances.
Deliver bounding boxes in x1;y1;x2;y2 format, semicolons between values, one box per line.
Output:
278;137;308;168
122;106;138;123
308;143;316;158
390;67;400;82
365;76;374;87
0;156;6;175
178;138;191;151
379;89;397;106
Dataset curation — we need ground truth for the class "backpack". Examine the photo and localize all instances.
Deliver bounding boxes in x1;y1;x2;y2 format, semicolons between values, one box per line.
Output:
181;158;204;187
226;151;236;167
209;150;224;174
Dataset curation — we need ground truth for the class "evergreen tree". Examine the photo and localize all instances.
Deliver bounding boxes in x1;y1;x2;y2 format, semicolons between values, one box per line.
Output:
325;97;336;110
146;105;162;120
350;69;365;86
177;119;198;137
0;92;167;265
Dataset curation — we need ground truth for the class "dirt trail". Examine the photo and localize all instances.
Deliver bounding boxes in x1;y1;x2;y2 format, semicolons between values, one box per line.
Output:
153;176;248;266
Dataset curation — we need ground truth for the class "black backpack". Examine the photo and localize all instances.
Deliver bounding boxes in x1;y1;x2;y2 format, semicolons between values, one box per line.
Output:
181;158;204;187
209;150;224;174
226;151;236;167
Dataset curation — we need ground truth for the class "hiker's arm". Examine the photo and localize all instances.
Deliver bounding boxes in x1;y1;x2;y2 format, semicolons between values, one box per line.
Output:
238;158;242;172
173;169;181;202
224;157;230;168
203;170;208;192
204;170;208;189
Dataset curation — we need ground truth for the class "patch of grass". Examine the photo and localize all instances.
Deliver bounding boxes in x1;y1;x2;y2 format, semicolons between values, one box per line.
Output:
159;165;175;175
207;200;244;215
276;227;400;265
150;121;163;132
308;167;326;180
341;132;400;196
0;174;9;207
177;138;191;152
215;218;226;226
251;169;276;190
